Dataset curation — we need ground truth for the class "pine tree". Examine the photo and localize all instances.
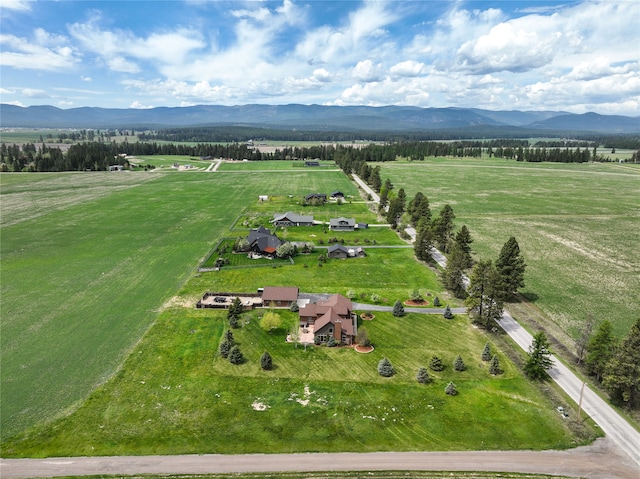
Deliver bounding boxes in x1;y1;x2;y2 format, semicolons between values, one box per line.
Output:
443;305;453;319
585;320;617;382
219;339;231;358
228;346;244;365
431;204;456;251
260;351;273;370
454;225;473;268
433;296;441;307
489;355;502;375
603;319;640;408
378;357;394;377
465;260;504;329
392;300;405;317
482;342;492;361
414;220;434;262
443;242;467;299
430;355;444;371
224;329;234;344
445;382;458;396
495;237;526;297
524;332;554;380
454;355;466;371
416;367;431;384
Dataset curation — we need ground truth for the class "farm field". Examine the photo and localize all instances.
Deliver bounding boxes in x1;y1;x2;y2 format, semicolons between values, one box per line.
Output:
378;159;640;340
0;160;604;456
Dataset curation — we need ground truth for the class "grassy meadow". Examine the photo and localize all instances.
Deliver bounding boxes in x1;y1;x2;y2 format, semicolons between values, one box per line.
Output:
379;159;640;340
0;160;606;456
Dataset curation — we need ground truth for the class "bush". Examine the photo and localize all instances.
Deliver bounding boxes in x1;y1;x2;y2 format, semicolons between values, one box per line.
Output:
454;355;466;371
378;357;394;377
482;343;492;361
410;289;423;302
489;355;503;375
327;336;337;347
370;293;380;303
392;300;405;317
416;367;431;384
433;296;441;307
219;340;231;358
290;302;299;312
430;355;445;371
228;346;244;365
443;305;454;319
260;351;273;370
445;382;458;396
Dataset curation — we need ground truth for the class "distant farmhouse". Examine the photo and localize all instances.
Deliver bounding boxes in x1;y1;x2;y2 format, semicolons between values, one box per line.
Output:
327;244;366;259
304;160;320;167
246;226;283;256
330;191;345;200
305;193;327;204
299;294;357;345
329;217;356;231
271;212;314;227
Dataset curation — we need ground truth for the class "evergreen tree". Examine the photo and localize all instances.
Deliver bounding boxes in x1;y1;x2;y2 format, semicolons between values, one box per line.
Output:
454;225;473;268
433;296;441;307
465;260;504;329
524;332;554;380
228;346;244;365
603;319;640;408
229;315;239;329
443;242;468;299
378;357;394;377
454;355;466;371
431;204;455;251
445;382;458;396
430;355;444;371
407;192;427;226
443;305;453;319
224;329;234;344
260;351;273;370
585;320;617;382
495;237;526;297
416;367;431;384
219;339;231;358
392;300;405;317
489;355;502;375
482;342;492;361
414;220;434;262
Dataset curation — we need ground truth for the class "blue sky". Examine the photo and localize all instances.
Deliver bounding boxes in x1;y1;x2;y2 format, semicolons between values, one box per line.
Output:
1;0;638;115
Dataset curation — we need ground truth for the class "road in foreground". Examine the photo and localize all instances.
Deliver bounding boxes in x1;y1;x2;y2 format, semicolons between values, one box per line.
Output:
1;438;639;479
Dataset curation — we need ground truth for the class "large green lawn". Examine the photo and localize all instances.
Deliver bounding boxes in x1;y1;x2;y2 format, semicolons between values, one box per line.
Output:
0;162;603;455
378;159;640;339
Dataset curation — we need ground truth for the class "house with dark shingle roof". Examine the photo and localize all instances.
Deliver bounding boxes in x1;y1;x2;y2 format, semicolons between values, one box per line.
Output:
305;193;327;204
299;294;357;345
327;244;365;259
271;212;314;227
246;226;283;256
329;217;356;231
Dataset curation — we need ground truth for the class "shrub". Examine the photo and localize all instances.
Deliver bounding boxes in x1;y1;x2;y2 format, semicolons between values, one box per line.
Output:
454;355;466;371
219;340;231;358
355;327;371;347
430;355;444;371
433;296;441;307
260;312;282;332
443;305;454;319
378;357;394;377
445;382;458;396
228;346;244;365
327;336;337;347
346;289;356;299
392;300;405;317
490;355;503;375
416;367;431;384
482;343;492;361
410;289;423;302
290;302;299;312
260;351;273;370
370;293;380;303
229;315;239;329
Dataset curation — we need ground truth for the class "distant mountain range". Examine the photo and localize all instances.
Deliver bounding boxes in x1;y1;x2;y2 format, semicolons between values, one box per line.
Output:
1;103;638;134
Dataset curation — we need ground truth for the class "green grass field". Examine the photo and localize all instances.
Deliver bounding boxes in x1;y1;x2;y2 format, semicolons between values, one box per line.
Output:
0;160;607;455
379;159;640;340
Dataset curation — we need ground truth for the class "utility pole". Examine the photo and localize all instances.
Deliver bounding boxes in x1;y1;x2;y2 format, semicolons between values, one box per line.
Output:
576;381;586;422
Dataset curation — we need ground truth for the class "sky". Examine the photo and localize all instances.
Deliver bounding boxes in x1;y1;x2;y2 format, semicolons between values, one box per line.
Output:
1;0;639;115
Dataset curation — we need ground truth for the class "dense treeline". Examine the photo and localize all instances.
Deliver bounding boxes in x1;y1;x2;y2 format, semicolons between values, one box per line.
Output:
2;138;638;172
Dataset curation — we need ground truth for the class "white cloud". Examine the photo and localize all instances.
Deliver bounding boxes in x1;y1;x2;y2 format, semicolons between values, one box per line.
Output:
0;0;32;11
22;88;49;98
390;60;426;79
1;87;16;94
130;101;154;109
81;75;93;82
107;57;141;74
352;60;383;82
0;30;79;71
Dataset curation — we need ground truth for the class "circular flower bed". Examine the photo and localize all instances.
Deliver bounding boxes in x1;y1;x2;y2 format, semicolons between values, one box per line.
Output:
360;312;375;320
354;344;374;353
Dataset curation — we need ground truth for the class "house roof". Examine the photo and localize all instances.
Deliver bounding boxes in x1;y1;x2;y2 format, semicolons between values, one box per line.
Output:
329;217;356;227
271;212;313;224
262;286;299;302
305;193;327;200
330;191;344;197
327;244;349;254
246;226;283;253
